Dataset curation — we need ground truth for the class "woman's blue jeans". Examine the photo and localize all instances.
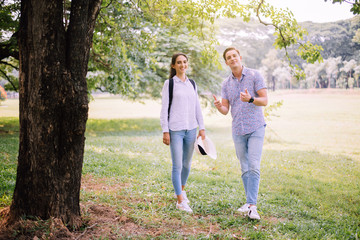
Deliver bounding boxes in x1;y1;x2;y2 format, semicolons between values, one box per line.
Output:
232;126;265;205
169;128;197;195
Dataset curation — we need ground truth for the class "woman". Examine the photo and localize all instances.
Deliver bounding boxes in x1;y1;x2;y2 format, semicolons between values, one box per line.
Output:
160;53;206;213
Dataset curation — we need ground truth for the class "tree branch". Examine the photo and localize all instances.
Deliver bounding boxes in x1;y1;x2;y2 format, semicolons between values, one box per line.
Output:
255;0;315;78
0;60;19;70
100;0;114;10
0;69;18;91
255;0;291;64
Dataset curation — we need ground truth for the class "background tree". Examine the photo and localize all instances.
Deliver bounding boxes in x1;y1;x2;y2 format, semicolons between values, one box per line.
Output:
272;66;293;89
260;49;283;91
354;64;360;87
324;57;342;88
341;59;358;88
303;61;323;88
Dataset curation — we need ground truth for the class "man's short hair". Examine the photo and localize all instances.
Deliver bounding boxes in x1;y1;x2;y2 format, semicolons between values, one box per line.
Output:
223;47;240;61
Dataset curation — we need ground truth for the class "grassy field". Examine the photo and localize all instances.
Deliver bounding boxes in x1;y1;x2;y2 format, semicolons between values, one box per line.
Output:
1;90;360;239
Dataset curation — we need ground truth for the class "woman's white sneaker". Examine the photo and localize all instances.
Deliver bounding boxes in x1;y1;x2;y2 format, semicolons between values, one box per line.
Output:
181;191;189;203
176;201;193;213
174;191;190;203
248;205;260;220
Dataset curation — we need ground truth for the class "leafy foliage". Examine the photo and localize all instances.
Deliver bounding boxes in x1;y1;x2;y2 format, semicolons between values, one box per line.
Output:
0;0;20;91
87;0;223;99
0;0;19;37
325;0;360;15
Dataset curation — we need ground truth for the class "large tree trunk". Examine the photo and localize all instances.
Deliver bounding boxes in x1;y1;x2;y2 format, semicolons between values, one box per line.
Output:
8;0;101;227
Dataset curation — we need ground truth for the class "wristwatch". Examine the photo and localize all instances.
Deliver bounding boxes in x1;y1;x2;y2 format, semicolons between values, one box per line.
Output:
248;96;254;103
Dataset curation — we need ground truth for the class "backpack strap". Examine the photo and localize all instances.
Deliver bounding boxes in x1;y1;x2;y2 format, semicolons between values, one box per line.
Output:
168;78;196;120
189;79;196;90
168;78;174;119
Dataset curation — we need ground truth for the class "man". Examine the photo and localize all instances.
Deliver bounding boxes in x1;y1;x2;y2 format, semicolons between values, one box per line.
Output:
213;47;268;220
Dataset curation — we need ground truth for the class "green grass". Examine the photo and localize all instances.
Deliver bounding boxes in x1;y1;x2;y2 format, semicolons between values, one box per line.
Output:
1;90;360;239
0;117;19;206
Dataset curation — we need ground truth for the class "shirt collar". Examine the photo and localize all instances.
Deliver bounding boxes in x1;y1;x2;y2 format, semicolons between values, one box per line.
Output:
231;66;247;81
173;75;189;83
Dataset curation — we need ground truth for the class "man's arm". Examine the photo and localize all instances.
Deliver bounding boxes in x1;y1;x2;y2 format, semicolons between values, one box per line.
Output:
240;88;268;106
253;88;268;106
213;94;230;115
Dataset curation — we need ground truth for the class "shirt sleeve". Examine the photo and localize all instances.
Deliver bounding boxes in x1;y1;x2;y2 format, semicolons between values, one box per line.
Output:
195;84;205;130
160;80;170;132
254;70;267;92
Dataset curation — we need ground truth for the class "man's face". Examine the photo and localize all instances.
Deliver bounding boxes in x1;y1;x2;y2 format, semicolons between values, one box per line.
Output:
225;50;242;69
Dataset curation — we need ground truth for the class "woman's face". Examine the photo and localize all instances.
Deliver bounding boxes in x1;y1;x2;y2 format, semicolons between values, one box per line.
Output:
172;55;188;75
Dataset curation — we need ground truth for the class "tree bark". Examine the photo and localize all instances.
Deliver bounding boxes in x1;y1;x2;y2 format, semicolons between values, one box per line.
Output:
8;0;101;227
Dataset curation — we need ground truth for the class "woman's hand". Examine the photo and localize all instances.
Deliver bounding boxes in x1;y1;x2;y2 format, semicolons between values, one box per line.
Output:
163;132;170;145
197;129;205;140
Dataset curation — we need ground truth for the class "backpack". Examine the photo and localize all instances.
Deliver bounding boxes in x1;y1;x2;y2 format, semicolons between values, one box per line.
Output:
168;77;196;119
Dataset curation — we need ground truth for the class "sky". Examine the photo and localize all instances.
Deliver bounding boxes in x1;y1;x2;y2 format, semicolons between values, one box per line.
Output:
266;0;355;23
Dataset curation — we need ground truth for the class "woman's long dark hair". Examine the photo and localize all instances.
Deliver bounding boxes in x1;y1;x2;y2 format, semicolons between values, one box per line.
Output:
169;53;188;79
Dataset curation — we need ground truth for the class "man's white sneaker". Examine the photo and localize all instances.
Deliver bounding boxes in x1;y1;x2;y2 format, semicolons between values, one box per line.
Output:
174;191;190;203
248;205;260;220
237;203;250;213
176;201;193;213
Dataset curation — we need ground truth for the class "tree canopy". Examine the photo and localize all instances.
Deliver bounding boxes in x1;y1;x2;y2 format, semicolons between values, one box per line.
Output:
0;0;325;98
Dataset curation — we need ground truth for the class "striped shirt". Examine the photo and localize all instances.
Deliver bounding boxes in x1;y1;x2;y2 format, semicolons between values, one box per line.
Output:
160;76;205;132
221;67;267;135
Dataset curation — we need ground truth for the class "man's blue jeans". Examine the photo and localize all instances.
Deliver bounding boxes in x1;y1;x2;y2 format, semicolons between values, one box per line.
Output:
232;126;265;205
169;128;197;195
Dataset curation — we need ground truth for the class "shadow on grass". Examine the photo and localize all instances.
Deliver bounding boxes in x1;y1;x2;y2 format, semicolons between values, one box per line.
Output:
0;117;19;136
86;118;161;137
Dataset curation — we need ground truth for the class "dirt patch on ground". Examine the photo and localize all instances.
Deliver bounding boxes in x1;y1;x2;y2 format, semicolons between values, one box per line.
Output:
0;175;164;239
0;203;162;240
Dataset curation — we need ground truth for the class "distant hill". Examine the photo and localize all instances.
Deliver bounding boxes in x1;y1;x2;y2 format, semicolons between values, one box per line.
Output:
215;16;360;69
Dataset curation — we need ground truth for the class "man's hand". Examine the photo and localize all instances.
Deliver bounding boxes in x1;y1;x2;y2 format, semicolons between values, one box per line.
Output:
213;94;222;108
163;132;170;145
240;88;251;102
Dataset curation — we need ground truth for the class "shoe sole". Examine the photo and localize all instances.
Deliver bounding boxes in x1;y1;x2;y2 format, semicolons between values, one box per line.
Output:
176;207;193;213
248;213;260;220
